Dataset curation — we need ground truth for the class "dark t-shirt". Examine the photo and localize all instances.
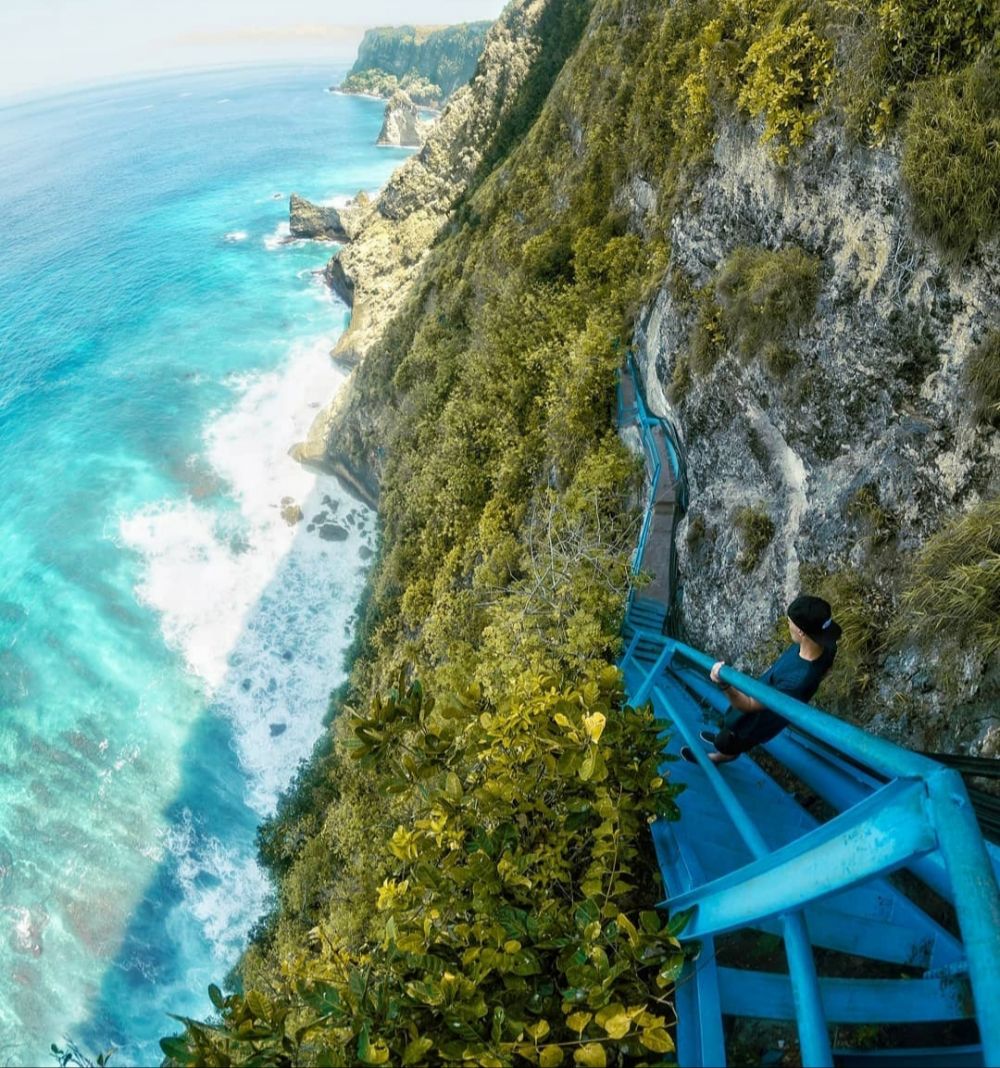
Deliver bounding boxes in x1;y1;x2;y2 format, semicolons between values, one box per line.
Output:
731;642;836;746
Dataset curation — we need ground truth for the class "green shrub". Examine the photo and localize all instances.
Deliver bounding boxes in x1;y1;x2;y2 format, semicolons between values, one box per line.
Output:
900;498;1000;655
163;671;686;1067
901;57;1000;258
668;353;693;404
737;8;834;162
715;244;821;361
733;504;776;572
847;482;898;546
836;0;999;141
762;342;799;377
689;287;728;375
963;329;1000;425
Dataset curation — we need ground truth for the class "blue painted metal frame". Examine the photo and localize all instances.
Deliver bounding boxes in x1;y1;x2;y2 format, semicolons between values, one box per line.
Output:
616;357;1000;1066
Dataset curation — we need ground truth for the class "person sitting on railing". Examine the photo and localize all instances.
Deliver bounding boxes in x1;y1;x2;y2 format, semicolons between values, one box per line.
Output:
681;594;842;765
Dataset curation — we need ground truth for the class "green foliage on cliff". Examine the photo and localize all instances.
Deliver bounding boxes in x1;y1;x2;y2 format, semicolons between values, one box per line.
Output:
343;22;493;104
166;673;684;1067
340;70;443;107
901;56;1000;258
737;6;833;162
685;244;820;377
836;0;999;142
733;504;776;572
901;499;1000;656
964;330;1000;425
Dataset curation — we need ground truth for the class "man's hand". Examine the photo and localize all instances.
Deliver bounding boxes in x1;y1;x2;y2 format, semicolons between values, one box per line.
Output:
710;660;726;684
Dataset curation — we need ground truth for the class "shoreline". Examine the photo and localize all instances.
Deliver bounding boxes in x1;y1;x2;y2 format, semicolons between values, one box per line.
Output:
329;86;443;117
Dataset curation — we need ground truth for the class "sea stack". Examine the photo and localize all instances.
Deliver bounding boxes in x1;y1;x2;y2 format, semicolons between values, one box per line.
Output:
376;90;431;148
288;194;350;241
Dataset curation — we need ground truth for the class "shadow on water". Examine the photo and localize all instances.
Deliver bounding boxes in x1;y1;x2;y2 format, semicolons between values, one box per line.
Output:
74;476;373;1064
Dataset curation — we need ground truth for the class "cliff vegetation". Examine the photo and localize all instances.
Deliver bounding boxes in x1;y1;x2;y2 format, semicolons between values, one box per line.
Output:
341;23;493;106
163;0;999;1062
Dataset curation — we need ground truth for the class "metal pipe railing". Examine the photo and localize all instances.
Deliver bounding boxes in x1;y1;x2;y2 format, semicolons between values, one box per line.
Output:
654;680;832;1065
666;639;937;781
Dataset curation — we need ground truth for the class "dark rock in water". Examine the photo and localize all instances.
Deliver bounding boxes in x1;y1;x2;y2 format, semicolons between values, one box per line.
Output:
281;650;293;662
311;512;328;525
322;495;339;512
318;523;350;542
269;723;287;737
280;497;303;525
241;679;252;692
359;545;373;560
289;193;350;241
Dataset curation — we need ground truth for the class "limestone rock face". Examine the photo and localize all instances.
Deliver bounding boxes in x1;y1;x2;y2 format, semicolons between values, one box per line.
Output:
288;194;349;241
376;90;432;147
293;0;549;471
632;117;1000;754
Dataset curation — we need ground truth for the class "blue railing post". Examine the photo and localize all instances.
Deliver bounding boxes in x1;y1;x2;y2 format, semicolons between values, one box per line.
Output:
925;769;1000;1065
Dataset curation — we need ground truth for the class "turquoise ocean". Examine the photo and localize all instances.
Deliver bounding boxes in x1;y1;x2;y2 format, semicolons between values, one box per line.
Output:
0;65;411;1065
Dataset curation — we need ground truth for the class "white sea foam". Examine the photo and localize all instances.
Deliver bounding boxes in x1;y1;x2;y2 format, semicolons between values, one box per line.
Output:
120;336;374;812
263;221;297;251
163;810;272;958
223;231;248;243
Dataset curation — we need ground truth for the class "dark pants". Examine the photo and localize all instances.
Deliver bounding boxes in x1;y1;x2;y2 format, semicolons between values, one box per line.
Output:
713;726;756;756
714;710;788;756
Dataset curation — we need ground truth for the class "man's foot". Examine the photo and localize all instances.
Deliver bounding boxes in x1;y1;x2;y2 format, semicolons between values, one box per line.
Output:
699;730;717;745
708;751;739;764
682;744;739;765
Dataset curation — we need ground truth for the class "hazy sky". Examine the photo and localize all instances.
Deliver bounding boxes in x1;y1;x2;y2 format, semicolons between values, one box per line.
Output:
0;0;505;101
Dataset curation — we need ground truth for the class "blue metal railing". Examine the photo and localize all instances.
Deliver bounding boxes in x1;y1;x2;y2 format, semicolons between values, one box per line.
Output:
619;355;687;624
616;354;1000;1066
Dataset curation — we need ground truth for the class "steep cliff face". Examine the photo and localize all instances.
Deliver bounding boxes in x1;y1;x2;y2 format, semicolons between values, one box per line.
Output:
634;115;999;755
340;22;492;105
293;0;553;470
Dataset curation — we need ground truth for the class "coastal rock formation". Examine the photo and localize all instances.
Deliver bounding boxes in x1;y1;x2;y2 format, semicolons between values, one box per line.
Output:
293;0;549;470
376;90;431;147
338;22;492;107
288;194;348;241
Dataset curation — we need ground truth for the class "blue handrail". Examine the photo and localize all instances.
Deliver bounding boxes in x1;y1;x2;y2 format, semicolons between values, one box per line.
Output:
616;354;1000;1065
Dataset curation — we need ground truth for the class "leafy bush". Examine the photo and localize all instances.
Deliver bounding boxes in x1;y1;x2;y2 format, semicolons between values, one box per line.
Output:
714;244;820;361
964;330;1000;425
162;671;686;1067
901;57;1000;258
689;287;727;375
835;0;999;140
733;504;776;572
900;499;1000;655
737;8;833;162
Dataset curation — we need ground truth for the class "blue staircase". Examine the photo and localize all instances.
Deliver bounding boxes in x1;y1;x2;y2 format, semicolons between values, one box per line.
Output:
617;358;1000;1067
